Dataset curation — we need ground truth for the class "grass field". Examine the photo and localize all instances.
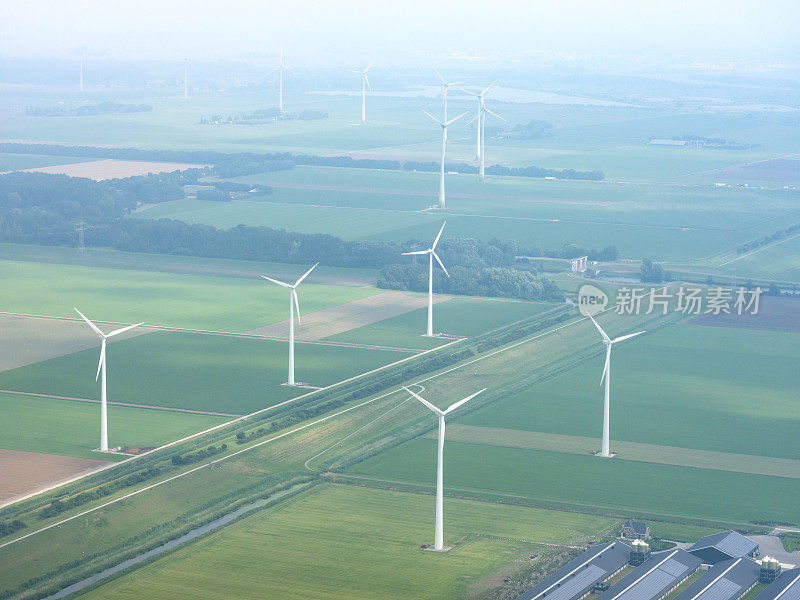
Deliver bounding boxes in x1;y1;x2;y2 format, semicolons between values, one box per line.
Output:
460;322;800;460
0;330;414;415
325;297;557;348
0;152;95;171
346;440;800;524
0;391;228;460
75;484;617;600
0;259;379;332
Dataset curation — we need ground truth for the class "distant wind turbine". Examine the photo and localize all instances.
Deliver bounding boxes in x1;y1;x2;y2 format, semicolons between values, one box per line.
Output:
74;308;144;452
463;82;499;179
588;314;645;457
348;59;375;124
404;386;486;551
421;109;467;209
261;263;319;386
79;53;84;92
433;68;463;121
268;48;294;112
402;221;449;337
184;58;195;99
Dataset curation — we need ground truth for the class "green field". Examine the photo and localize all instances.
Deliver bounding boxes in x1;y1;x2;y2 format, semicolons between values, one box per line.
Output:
325;297;557;348
0;259;379;332
0;392;228;460
75;484;616;600
0;152;96;171
0;330;413;415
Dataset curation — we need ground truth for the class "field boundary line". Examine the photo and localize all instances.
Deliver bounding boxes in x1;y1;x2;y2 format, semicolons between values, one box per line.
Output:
331;474;762;529
0;337;463;511
0;389;241;418
716;232;800;267
0;311;421;352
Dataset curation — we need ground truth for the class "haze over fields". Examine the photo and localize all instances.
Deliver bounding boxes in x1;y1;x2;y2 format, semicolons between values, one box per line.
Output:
0;2;799;600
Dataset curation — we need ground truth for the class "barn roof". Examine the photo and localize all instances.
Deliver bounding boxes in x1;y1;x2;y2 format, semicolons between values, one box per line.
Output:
688;532;758;560
595;549;701;600
673;557;760;600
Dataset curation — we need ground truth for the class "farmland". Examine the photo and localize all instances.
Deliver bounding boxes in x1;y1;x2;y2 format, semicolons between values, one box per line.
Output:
75;484;617;600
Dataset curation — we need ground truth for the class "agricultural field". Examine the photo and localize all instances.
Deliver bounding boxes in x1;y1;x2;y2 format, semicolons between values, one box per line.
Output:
0;258;379;332
0;152;96;172
342;319;800;525
74;484;618;600
22;158;205;180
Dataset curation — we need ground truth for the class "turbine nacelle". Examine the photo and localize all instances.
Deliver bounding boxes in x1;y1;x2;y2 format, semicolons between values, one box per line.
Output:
404;386;486;417
74;307;144;380
401;222;450;278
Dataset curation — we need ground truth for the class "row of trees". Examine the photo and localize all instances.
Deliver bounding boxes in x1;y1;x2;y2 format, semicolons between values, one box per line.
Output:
0;142;604;181
26;102;152;117
378;264;565;301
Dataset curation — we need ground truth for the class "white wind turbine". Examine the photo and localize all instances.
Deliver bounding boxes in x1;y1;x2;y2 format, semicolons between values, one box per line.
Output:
261;263;319;386
349;59;375;124
183;59;190;99
421;109;467;210
404;386;486;551
402;222;449;337
588;314;645;457
462;82;495;161
463;83;503;181
268;48;294;112
74;308;144;452
433;68;463;121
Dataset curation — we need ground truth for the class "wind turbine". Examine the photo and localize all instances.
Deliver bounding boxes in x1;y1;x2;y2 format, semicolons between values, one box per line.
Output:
462;82;496;162
261;263;318;386
433;68;463;121
404;386;486;551
421;109;467;209
268;48;294;112
477;104;503;181
183;58;196;99
74;308;143;452
348;59;375;124
402;221;449;337
588;314;645;457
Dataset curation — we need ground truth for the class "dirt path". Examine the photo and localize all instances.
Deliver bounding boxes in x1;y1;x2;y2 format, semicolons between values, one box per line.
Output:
245;290;451;340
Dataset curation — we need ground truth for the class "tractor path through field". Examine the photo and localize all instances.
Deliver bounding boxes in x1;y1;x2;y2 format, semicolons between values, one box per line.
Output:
428;425;800;479
245;290;451;340
0;389;241;417
0;449;113;505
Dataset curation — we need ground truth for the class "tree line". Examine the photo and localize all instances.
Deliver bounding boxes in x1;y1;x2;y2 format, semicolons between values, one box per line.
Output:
0;142;603;181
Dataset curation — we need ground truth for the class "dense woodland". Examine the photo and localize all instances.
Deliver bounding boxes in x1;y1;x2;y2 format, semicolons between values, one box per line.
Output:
0;171;582;300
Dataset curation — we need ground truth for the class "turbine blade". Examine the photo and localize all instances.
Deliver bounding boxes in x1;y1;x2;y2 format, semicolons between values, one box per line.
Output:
600;347;610;385
74;307;104;338
107;322;144;337
460;88;479;96
466;114;479;126
403;386;443;416
364;73;371;91
293;288;301;324
434;67;446;84
365;58;376;72
483;80;497;95
96;340;105;381
347;69;360;74
294;262;319;286
261;275;292;288
402;250;430;255
444;111;468;126
267;67;279;75
421;109;441;125
433;252;450;278
432;221;446;249
612;331;646;344
484;108;505;121
588;314;611;342
443;388;486;414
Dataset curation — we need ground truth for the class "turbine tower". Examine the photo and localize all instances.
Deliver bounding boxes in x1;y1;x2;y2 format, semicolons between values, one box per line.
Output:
463;81;496;162
588;314;645;457
268;49;294;112
349;59;375;124
74;308;143;452
404;386;486;551
421;109;467;209
477;104;503;181
261;263;318;386
184;58;190;99
433;68;463;121
402;222;449;337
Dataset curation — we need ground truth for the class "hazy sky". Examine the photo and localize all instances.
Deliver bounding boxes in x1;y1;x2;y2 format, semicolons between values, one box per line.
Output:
1;0;798;65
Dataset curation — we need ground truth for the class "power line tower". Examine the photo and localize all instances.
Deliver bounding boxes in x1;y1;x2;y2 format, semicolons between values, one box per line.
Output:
75;220;86;255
